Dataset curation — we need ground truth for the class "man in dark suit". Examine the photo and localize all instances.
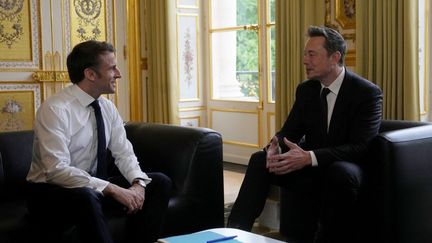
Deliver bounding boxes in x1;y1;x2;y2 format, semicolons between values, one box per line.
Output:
227;26;383;243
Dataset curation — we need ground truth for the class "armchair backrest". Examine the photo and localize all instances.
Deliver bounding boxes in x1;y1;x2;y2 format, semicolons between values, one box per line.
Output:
124;122;223;197
0;130;33;201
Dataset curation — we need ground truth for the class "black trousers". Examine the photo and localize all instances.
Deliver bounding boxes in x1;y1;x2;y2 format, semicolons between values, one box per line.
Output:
227;151;363;243
27;172;171;243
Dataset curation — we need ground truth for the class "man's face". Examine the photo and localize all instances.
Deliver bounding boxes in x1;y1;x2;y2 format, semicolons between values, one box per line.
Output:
92;52;121;95
303;36;338;82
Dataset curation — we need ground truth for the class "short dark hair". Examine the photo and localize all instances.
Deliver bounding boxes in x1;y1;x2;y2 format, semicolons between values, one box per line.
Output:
66;40;116;84
307;26;346;66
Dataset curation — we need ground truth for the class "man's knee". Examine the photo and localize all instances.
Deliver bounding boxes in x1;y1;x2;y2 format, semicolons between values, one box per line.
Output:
71;187;101;200
69;187;104;212
325;161;363;189
147;172;172;197
249;150;267;168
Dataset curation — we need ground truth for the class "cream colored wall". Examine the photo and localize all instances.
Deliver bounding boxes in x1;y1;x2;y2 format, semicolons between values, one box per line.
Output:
175;0;207;127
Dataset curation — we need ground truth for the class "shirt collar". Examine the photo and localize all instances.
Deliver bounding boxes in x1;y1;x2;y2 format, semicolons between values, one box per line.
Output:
70;84;98;107
321;67;345;96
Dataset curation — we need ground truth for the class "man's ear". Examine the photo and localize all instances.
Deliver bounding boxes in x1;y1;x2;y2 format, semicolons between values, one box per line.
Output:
84;67;97;82
331;51;341;64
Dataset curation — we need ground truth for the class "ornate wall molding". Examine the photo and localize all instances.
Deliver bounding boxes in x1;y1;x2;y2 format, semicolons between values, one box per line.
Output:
0;0;41;70
0;83;41;131
64;0;114;56
32;70;70;82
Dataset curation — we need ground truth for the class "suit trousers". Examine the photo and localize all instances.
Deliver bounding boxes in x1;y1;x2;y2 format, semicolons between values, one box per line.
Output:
227;151;363;243
27;172;171;243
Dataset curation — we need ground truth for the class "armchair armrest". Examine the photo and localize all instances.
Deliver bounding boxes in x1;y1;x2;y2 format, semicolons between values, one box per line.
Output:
369;124;432;243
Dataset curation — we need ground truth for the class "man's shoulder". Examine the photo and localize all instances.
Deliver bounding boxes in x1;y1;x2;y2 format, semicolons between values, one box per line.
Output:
297;79;321;92
40;86;75;108
345;70;381;92
340;71;382;102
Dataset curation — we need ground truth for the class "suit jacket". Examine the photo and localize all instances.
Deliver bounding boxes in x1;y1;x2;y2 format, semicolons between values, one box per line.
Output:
276;70;383;167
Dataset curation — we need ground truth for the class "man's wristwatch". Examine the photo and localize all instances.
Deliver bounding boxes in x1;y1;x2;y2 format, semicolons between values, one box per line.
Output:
133;179;146;188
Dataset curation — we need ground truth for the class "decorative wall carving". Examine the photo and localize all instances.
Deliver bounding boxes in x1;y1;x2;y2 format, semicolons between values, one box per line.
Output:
0;0;25;48
0;0;41;70
177;13;200;101
32;70;70;82
0;83;41;131
73;0;104;41
65;0;113;56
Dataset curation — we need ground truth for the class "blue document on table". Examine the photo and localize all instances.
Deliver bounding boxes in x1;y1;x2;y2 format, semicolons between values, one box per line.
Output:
158;230;241;243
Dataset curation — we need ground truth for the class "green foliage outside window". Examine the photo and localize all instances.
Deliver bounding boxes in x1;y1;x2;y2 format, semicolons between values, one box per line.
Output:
236;0;259;98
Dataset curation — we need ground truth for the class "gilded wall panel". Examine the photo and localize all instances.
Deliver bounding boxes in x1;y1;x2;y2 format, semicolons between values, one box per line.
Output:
65;0;113;54
0;0;41;70
61;0;115;104
70;0;107;45
0;83;41;131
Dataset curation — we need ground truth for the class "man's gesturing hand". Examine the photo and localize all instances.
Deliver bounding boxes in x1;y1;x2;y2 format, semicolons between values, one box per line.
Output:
267;137;312;174
266;136;281;168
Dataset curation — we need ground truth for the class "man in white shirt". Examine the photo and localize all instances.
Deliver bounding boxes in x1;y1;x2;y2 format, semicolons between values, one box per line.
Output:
26;40;171;243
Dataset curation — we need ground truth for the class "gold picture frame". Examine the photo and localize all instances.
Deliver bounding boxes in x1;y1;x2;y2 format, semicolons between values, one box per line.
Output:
326;0;356;67
335;0;356;29
0;83;41;131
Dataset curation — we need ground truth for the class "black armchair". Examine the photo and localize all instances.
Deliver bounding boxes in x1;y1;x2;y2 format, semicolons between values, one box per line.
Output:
364;120;432;243
0;122;224;242
279;120;432;243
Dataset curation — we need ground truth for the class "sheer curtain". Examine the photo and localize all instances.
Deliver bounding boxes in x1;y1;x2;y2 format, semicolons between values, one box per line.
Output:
144;0;178;124
356;0;419;120
275;0;325;130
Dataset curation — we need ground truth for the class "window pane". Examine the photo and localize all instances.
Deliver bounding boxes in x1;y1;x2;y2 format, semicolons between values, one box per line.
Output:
269;26;276;102
237;0;258;26
211;0;258;28
212;30;259;101
269;0;275;23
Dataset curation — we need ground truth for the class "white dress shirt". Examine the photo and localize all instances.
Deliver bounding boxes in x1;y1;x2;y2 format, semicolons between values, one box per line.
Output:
27;84;151;193
310;67;345;166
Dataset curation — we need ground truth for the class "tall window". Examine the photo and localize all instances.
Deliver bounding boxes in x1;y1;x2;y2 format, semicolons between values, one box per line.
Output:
419;0;430;119
209;0;275;102
268;0;276;102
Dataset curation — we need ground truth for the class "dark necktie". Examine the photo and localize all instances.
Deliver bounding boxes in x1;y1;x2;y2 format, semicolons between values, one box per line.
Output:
320;88;331;134
90;100;107;179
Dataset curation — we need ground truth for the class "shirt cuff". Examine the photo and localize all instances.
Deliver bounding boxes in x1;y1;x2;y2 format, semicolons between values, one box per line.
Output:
90;177;110;193
134;177;152;187
309;151;318;167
